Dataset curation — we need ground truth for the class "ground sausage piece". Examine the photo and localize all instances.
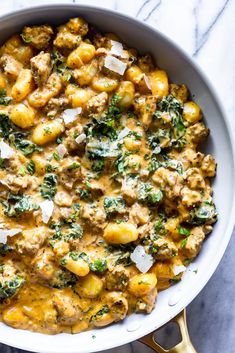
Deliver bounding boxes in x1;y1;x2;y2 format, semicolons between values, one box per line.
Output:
80;203;106;229
105;265;129;291
186;122;209;146
54;191;73;207
134;95;157;129
30;51;52;86
85;92;108;117
57;157;82;189
135;288;157;313
63;124;84;152
54;32;81;50
0;173;31;193
152;237;178;260
22;25;53;50
52;290;82;325
66;17;89;36
181;186;202;207
121;177;138;204
152;167;183;200
185;167;205;190
44;96;69;117
129;203;150;225
53;17;88;50
14;227;47;255
28;73;62;108
169;83;188;103
201;155;216;177
32;247;57;280
183;226;205;258
0;54;22;78
178;148;204;170
105;291;128;321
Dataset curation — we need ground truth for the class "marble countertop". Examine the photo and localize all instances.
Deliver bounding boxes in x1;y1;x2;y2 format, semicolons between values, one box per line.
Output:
0;0;235;352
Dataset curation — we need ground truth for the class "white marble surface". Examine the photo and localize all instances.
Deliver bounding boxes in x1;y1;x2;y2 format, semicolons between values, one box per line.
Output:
0;0;235;352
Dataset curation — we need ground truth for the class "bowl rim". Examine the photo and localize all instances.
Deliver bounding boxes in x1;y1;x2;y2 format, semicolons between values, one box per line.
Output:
0;3;235;353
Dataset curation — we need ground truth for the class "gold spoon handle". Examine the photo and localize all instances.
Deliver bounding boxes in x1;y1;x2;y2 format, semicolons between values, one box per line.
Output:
138;309;197;353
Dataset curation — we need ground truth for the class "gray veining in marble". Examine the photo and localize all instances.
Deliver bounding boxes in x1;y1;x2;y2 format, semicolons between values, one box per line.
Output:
0;0;235;352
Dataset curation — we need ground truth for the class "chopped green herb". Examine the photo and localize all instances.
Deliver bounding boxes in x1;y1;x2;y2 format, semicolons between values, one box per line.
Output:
40;174;57;200
0;275;24;302
52;152;60;161
67;162;80;170
138;182;163;205
27;160;35;175
178;226;190;236
68;223;83;239
43;126;52;135
106;94;121;120
56;136;63;144
79;188;90;200
20;33;32;43
89;259;107;273
0;114;16;138
181;238;188;249
69;251;80;261
92;158;104;172
45;163;57;172
104;196;125;215
19;166;27;176
183;258;192;266
154;219;166;235
90;305;110;322
15;139;42;156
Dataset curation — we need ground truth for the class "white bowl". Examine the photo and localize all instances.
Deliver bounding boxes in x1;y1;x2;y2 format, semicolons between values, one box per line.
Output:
0;4;234;353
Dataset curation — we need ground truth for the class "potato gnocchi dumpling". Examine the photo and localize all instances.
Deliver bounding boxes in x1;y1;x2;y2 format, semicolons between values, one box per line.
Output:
0;17;217;335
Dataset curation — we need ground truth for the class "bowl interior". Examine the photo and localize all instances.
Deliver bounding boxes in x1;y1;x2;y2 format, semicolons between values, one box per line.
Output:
0;5;234;353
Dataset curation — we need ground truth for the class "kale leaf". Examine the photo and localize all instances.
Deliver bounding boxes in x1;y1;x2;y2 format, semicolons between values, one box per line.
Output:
49;268;76;289
138;182;163;205
2;193;39;217
89;259;107;273
104;196;125;215
190;201;217;225
0;275;24;301
15;139;42;156
40;174;57;200
68;223;83;239
27;160;35;175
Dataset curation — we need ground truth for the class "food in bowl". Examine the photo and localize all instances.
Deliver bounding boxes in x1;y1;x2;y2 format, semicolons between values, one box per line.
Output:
0;16;217;334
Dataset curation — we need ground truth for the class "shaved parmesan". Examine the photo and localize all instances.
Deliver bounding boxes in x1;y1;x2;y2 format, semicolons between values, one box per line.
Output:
0;228;21;244
75;133;86;145
62;107;82;125
144;74;152;90
104;55;127;75
173;265;186;276
118;127;131;140
110;40;123;55
110;40;129;59
0;140;14;159
40;200;54;224
130;245;153;273
56;144;67;159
